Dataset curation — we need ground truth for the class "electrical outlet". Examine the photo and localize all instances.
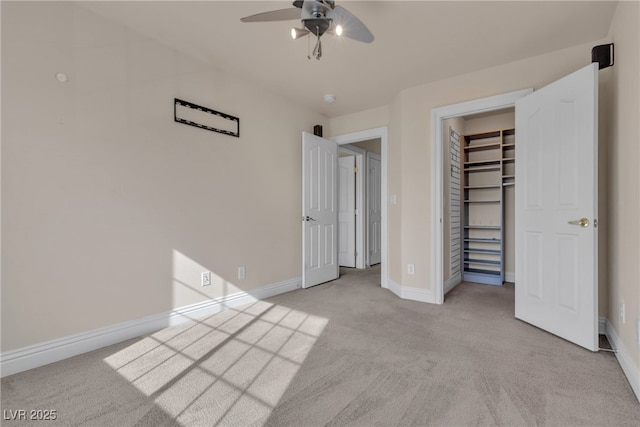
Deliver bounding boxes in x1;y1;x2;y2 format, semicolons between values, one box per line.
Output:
407;264;415;275
238;266;246;280
620;301;626;324
201;271;211;287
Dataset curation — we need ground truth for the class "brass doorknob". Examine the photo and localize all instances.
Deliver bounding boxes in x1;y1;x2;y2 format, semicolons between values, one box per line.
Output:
568;218;590;227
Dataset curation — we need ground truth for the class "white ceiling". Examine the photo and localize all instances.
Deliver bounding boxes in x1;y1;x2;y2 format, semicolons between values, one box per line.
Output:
79;1;617;118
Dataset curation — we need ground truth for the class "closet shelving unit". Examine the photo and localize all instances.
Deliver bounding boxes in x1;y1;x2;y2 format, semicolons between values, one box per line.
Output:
461;128;515;285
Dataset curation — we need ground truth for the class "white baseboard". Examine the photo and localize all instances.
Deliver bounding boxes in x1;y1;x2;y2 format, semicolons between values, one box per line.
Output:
387;279;435;303
504;271;515;283
386;279;402;298
0;277;301;378
605;319;640;403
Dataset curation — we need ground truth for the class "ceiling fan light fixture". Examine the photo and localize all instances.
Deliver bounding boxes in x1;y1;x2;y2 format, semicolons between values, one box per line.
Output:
291;27;309;40
335;24;343;36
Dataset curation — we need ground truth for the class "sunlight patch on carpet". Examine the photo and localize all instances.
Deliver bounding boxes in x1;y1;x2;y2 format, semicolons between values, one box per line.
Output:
104;300;328;425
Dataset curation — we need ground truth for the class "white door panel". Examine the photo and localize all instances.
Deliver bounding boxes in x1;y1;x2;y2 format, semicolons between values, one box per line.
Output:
303;132;339;288
368;153;382;265
515;63;598;351
338;155;356;267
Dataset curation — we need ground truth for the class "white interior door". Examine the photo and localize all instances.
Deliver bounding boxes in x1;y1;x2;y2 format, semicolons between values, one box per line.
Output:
515;63;598;351
302;132;339;288
338;155;356;267
367;153;382;265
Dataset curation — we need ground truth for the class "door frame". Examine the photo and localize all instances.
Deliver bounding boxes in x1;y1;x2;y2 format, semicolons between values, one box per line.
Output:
430;90;532;304
332;127;388;288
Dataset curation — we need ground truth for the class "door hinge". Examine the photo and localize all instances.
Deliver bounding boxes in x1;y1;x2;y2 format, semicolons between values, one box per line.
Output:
355;251;358;258
354;166;358;174
355;209;358;216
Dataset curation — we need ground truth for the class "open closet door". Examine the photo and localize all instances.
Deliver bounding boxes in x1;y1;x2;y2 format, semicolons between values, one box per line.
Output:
302;132;339;288
515;63;598;351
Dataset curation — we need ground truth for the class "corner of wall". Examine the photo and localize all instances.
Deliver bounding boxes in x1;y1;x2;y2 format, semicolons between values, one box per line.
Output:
605;319;640;403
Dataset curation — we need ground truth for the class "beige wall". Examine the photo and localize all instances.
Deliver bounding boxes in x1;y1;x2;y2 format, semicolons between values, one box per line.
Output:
387;95;403;285
1;2;327;351
350;139;382;156
605;0;640;368
464;111;515;135
330;105;389;137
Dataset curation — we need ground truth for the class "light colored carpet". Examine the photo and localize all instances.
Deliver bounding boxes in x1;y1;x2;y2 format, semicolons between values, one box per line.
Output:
2;266;639;426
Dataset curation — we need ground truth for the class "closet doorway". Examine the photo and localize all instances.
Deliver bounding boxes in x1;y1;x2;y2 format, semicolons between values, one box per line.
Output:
444;109;515;294
430;89;532;305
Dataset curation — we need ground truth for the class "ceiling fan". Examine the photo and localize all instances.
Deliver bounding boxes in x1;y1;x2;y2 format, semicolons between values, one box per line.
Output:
240;0;374;60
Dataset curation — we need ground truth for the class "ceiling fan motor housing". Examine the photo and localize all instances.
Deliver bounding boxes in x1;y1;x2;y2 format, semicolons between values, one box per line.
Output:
294;0;335;9
304;18;333;36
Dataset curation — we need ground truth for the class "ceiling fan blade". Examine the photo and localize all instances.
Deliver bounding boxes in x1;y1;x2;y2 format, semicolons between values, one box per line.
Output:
329;5;374;43
240;8;300;23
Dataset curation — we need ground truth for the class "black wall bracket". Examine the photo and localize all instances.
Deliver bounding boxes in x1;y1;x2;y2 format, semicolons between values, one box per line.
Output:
592;43;614;70
174;98;240;138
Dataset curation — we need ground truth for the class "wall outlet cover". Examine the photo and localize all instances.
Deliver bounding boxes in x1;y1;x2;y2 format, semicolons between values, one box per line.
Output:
201;271;211;286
